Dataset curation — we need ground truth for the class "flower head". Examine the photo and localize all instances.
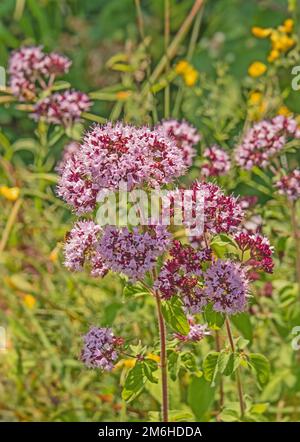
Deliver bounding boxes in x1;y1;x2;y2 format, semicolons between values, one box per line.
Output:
175;60;198;86
81;326;123;370
56;141;81;173
276;169;300;201
156;119;201;167
8;46;71;101
174;317;210;342
155;240;211;313
57;154;99;214
80;123;186;190
57;123;187;213
63;220;108;277
192;182;243;236
202;145;231;177
32;90;91;126
204;260;249;315
235;232;274;273
235;116;300;170
98;224;171;281
248;61;267;77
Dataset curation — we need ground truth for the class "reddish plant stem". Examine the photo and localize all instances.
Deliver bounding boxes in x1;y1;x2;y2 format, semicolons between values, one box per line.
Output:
225;317;245;418
155;292;169;422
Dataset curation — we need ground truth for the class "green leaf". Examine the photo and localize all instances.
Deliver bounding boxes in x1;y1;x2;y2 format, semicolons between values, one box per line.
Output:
143;360;158;384
231;313;253;341
248;353;270;387
249;403;269;414
210;234;239;259
51;81;71;91
188;376;215;420
181;352;199;373
220;407;241;422
81;112;106;124
161;297;190;335
148;409;194;422
236;337;250;350
123;282;149;298
168;351;180;381
217;351;231;373
203;303;225;329
203;352;219;384
223;353;241;376
122;362;147;402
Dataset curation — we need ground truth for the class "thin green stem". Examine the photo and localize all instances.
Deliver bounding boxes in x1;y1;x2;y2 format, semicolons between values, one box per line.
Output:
0;198;22;253
142;0;204;96
164;0;170;118
291;201;300;296
173;7;204;118
225;317;245;418
134;0;145;40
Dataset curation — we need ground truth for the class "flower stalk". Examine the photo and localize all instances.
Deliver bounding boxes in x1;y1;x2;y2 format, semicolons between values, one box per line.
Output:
290;201;300;295
225;316;245;418
155;291;169;422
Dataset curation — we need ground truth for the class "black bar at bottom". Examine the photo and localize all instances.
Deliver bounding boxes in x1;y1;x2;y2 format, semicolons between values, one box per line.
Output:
0;422;299;440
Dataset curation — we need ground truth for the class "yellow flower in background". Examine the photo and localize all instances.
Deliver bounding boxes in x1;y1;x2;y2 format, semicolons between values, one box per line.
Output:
0;186;20;201
147;353;160;363
114;358;136;369
183;66;198;87
248;91;263;105
248;61;267;77
268;49;280;62
49;247;59;263
248;91;267;120
282;18;294;33
252;26;272;38
175;60;198;87
252;18;296;63
175;60;189;74
277;105;292;117
23;294;36;309
116;90;131;101
271;33;295;52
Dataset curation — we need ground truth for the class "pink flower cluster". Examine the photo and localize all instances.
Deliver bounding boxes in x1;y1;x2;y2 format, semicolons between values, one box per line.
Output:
163;182;243;240
202;145;231;177
156;242;250;315
57;155;99;214
81;326;124;370
276;169;300;201
239;195;258;210
98;225;171;281
235;116;300;170
63;220;108;277
204;260;249;314
174;317;210;342
192;182;243;236
154;241;211;312
56;141;81;173
32;90;91;126
57;123;186;213
64;221;170;281
235;232;274;273
8;46;71;101
156;119;201;167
